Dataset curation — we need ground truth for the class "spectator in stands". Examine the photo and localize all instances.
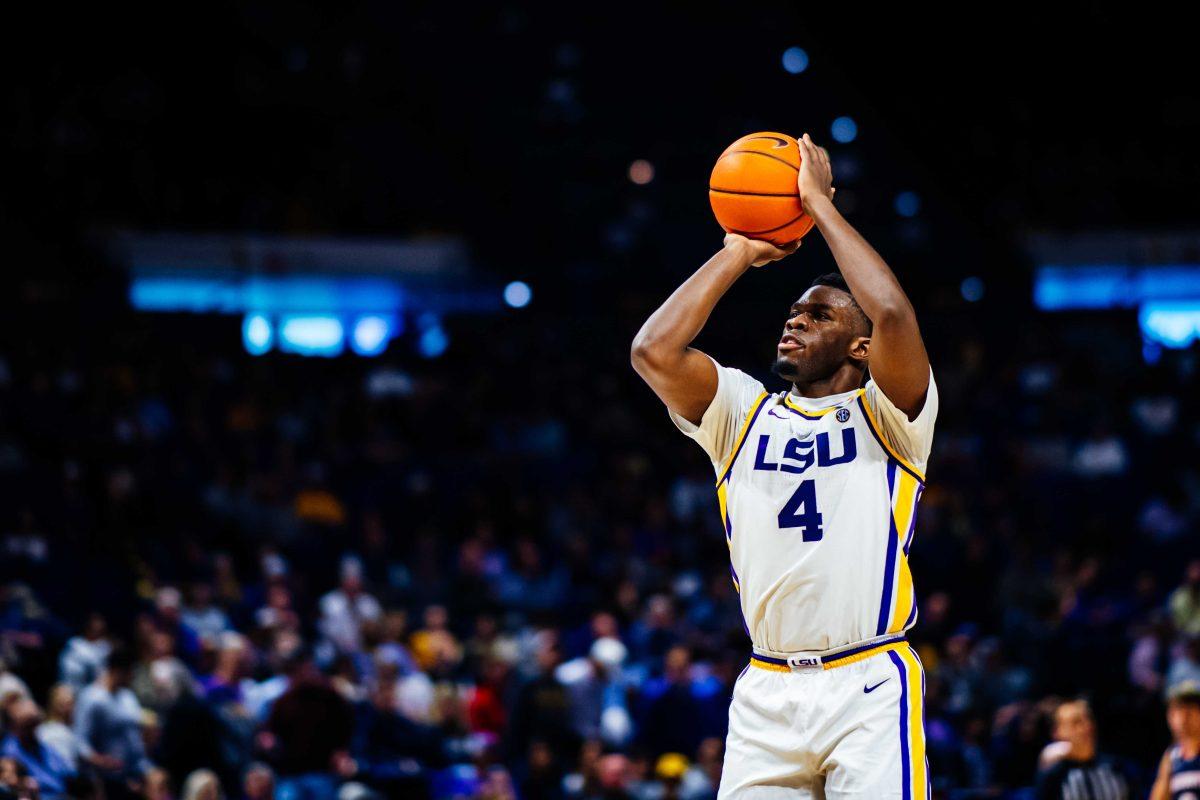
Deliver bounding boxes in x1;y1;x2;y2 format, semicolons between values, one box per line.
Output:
180;768;223;800
73;644;152;794
508;634;575;763
33;685;82;773
319;557;382;657
0;661;30;706
57;614;110;690
555;637;631;746
1167;636;1200;694
639;647;705;760
181;583;231;646
131;627;197;714
350;674;444;794
1170;561;1200;638
1036;699;1134;800
0;695;75;799
142;766;171;800
241;762;275;800
260;648;355;799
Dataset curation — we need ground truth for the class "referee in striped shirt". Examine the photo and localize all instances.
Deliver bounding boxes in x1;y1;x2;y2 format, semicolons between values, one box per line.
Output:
1036;699;1135;800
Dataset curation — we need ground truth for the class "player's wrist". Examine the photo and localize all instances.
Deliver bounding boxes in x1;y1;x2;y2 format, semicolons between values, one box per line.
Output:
803;194;838;222
721;236;757;268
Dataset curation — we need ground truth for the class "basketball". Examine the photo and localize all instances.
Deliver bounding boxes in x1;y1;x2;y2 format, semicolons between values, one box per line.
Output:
709;131;816;246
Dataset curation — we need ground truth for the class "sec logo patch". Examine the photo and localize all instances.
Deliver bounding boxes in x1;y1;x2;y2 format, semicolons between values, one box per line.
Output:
836;408;851;423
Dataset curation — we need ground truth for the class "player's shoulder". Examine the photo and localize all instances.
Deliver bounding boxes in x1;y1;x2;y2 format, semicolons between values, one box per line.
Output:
859;368;938;475
862;366;938;411
713;358;768;393
706;356;771;411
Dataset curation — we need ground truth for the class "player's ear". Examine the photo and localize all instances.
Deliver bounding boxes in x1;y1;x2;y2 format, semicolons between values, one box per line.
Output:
849;335;870;366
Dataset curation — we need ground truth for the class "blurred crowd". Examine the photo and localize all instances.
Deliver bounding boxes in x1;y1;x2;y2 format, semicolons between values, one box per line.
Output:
0;285;1198;800
5;4;1200;800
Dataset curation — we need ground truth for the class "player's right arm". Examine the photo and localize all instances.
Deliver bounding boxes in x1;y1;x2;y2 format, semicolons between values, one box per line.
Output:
631;234;797;424
1149;749;1173;800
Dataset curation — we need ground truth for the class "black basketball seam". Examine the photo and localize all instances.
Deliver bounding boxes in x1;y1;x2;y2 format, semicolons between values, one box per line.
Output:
726;211;809;236
716;149;800;171
709;187;798;197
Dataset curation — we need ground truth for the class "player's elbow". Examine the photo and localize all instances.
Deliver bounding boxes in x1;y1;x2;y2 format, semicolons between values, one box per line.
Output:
630;335;671;375
630;333;656;367
630;340;653;374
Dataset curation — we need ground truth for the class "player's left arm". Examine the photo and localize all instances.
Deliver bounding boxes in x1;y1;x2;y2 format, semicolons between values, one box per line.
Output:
797;133;930;420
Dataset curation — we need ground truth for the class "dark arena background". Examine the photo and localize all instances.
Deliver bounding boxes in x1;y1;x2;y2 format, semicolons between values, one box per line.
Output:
3;4;1200;799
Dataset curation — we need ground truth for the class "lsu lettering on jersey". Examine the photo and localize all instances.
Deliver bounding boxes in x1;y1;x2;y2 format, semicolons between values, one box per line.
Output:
671;356;937;655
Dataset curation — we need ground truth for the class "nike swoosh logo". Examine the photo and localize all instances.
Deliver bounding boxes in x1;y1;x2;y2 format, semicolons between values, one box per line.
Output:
747;135;790;148
864;679;890;693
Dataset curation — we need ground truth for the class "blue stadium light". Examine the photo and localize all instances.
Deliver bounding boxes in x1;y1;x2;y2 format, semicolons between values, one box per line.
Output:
1139;301;1200;348
242;314;274;356
960;277;985;302
894;191;921;218
278;315;344;357
504;281;533;308
1034;265;1200;310
416;313;449;359
831;117;858;144
418;326;449;359
350;315;394;357
782;47;809;74
129;276;405;315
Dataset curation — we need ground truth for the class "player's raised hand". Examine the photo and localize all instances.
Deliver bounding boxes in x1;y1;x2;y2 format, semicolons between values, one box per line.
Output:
723;232;800;268
797;133;835;215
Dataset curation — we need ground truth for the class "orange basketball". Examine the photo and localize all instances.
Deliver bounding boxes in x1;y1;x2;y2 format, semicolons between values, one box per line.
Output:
709;132;815;246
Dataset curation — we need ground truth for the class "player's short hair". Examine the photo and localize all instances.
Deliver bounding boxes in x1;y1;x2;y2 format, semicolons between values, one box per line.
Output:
810;272;872;335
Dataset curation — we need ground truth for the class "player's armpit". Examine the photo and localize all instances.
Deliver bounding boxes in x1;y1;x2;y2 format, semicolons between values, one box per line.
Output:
630;344;718;426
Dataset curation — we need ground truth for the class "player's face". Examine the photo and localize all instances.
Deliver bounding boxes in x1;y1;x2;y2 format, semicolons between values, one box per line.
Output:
1168;701;1200;740
772;285;868;384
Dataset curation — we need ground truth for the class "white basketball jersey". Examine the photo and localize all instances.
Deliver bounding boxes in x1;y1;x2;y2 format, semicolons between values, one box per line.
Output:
671;358;937;653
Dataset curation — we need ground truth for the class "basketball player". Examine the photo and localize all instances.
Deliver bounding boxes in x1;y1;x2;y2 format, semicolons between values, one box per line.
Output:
632;133;935;798
1150;681;1200;800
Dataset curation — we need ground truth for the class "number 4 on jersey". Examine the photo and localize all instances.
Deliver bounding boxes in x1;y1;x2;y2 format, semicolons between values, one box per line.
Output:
778;480;824;541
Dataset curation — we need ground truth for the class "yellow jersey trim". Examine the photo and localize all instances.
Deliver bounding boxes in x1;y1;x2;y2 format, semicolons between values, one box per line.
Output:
857;394;926;482
715;391;771;487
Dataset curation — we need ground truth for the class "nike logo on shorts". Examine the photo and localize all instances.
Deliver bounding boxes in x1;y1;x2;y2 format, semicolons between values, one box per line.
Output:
863;679;890;693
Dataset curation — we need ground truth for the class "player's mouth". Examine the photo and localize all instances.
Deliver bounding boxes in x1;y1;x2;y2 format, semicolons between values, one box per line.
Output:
778;334;804;352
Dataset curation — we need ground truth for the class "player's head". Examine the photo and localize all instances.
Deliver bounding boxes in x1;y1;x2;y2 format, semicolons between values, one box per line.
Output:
771;272;872;386
1167;681;1200;741
1053;698;1096;749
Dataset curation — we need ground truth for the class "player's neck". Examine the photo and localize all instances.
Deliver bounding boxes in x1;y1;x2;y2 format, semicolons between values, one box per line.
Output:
1181;738;1200;759
790;366;864;400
